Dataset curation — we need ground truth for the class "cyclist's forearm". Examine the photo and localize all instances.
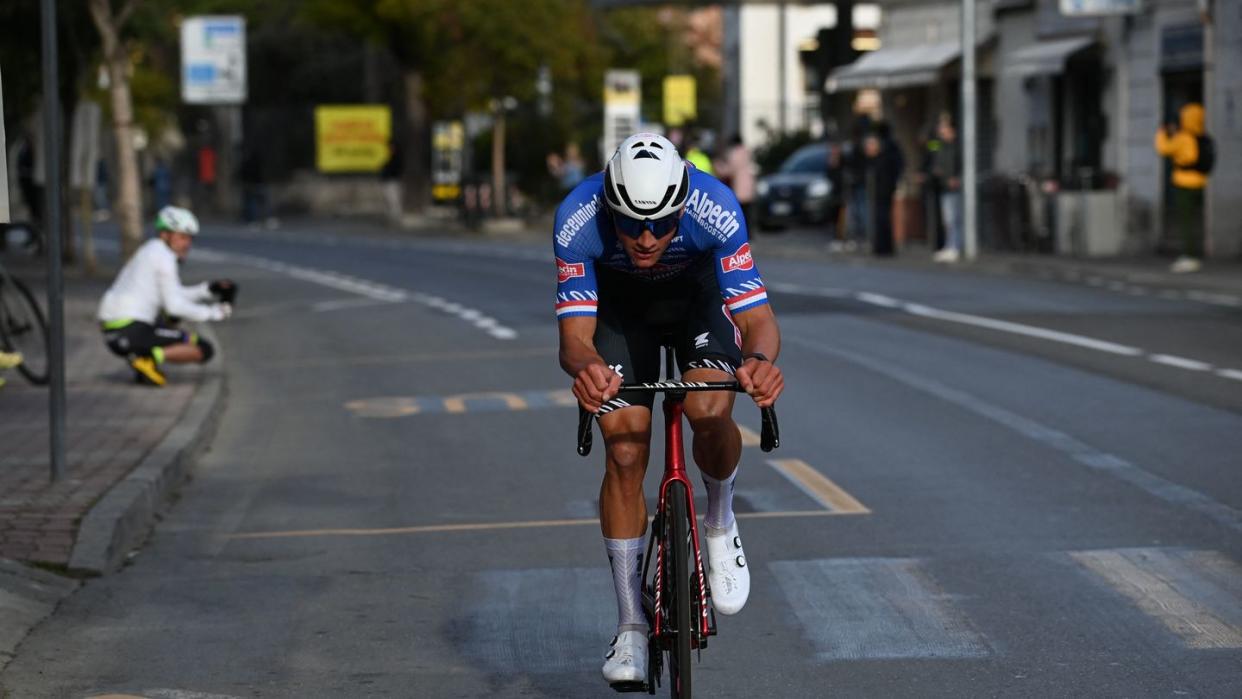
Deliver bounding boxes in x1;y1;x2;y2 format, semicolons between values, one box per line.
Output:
738;308;781;362
560;336;605;377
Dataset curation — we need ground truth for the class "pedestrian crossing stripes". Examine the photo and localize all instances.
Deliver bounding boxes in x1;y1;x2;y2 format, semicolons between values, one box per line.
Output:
1070;548;1242;649
770;557;992;661
463;568;614;674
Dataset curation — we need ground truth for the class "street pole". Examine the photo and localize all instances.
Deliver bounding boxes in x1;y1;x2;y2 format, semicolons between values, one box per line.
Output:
961;0;978;260
41;0;67;482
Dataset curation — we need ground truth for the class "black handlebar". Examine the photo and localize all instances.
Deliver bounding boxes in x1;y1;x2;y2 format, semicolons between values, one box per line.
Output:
576;380;780;456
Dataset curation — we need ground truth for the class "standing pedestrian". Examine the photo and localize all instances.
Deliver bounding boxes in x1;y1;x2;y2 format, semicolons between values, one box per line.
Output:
866;122;903;257
843;118;870;251
825;140;845;244
714;134;756;228
931;114;963;262
1154;103;1212;273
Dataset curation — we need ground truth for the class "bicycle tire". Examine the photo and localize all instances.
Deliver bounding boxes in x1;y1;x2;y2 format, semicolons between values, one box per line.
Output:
666;481;693;698
0;275;50;385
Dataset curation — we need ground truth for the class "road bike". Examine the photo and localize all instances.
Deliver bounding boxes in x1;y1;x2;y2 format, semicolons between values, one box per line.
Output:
0;259;50;385
577;345;779;697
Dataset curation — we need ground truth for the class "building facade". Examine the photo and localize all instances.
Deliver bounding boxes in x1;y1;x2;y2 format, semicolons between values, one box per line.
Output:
824;0;1239;258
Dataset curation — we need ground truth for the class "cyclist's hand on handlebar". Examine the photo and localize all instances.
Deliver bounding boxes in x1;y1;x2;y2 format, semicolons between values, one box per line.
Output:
736;357;783;408
573;362;622;413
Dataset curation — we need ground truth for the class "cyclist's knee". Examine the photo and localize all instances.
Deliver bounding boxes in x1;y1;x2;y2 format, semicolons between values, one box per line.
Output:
605;440;649;476
686;399;734;431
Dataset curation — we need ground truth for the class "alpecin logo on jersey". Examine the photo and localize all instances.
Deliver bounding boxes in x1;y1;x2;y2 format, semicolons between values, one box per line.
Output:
686;188;742;243
557;257;585;283
721;243;753;273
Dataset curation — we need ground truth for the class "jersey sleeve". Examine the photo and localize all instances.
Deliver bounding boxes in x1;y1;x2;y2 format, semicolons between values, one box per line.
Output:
702;184;768;315
552;178;606;319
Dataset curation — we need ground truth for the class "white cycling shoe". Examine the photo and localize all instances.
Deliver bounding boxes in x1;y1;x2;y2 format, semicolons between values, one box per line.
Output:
602;629;648;685
705;520;750;615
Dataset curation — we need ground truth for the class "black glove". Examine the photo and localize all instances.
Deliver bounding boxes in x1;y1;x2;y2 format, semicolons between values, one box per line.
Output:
209;279;238;304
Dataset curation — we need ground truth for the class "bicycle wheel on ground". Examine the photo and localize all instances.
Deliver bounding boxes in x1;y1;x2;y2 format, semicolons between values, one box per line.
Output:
0;274;50;385
666;481;694;698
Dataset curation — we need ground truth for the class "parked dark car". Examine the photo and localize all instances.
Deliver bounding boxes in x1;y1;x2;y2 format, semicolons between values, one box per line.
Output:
754;142;833;230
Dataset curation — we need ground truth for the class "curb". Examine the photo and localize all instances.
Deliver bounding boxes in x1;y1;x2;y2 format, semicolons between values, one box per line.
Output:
66;324;228;576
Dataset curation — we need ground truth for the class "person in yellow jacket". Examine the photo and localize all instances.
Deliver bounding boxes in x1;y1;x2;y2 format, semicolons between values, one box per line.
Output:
1154;103;1211;273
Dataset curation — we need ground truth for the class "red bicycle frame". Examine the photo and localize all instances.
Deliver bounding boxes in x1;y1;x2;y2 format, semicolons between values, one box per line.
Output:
651;392;713;644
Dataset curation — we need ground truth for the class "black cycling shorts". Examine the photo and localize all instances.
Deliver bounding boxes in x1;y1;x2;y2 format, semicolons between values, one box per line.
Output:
102;321;190;358
594;256;743;412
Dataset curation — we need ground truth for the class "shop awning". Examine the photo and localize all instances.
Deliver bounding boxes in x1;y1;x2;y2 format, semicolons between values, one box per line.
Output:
825;42;961;93
1005;36;1095;77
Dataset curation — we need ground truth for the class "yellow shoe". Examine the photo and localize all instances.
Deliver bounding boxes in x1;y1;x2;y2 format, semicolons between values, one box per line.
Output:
0;351;22;370
130;356;167;387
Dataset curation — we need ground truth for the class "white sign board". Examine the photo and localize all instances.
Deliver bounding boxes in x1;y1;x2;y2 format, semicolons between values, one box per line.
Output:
602;70;641;164
181;16;247;104
1060;0;1143;15
0;66;8;223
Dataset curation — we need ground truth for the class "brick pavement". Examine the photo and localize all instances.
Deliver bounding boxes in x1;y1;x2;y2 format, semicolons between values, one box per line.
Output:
0;267;201;567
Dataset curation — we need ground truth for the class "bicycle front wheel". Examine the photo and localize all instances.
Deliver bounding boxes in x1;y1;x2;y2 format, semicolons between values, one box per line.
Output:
0;275;49;385
666;481;694;698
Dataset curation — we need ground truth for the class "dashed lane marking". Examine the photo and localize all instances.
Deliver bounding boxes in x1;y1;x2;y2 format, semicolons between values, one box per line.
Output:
1071;548;1242;649
767;459;870;514
192;246;518;340
772;283;1242;383
787;334;1242;535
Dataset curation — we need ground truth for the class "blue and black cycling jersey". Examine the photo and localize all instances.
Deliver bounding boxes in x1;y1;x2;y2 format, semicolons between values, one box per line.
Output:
552;167;768;320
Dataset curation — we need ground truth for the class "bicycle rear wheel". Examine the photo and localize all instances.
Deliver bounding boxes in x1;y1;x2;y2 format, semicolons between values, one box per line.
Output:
0;275;49;385
666;481;693;698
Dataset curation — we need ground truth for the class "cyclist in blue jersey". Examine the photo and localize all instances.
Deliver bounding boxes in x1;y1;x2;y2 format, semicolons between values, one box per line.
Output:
555;133;783;686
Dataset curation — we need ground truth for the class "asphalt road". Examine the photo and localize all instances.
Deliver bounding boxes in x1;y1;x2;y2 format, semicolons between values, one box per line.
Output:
4;222;1240;698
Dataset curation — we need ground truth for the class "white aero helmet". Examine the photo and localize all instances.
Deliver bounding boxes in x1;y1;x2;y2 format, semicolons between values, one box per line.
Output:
604;133;689;221
155;206;200;235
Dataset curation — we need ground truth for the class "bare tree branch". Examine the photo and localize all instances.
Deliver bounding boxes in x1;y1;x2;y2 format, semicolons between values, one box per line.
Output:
115;0;142;32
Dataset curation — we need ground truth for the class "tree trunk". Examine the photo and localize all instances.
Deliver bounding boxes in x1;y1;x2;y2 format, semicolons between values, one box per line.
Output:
108;53;143;259
89;0;143;259
401;69;430;212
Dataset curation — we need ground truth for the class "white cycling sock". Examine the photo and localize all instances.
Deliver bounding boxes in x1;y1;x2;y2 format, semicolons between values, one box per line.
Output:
702;468;737;531
605;536;647;633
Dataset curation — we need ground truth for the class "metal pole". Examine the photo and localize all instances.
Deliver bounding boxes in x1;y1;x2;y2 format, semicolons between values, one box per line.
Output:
41;0;67;482
962;0;978;260
778;1;787;133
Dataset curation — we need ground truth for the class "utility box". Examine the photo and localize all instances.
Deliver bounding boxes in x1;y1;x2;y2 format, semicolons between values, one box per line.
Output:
1056;190;1123;257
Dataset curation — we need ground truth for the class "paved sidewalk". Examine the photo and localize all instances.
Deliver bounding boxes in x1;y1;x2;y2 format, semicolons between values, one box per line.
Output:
0;256;227;669
0;265;203;567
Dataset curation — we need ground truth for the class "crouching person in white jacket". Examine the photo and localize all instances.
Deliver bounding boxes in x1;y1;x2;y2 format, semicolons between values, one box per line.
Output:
98;206;236;386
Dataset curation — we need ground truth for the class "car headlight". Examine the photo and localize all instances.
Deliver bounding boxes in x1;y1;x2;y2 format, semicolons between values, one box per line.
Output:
807;179;830;198
757;180;769;197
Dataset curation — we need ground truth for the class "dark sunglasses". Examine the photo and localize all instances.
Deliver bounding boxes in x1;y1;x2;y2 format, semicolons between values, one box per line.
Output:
614;211;680;239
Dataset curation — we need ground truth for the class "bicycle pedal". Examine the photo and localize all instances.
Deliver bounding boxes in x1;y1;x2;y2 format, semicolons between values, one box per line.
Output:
608;680;649;693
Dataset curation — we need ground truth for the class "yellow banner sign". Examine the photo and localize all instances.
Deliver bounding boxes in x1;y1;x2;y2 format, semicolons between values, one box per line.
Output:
663;75;696;127
315;105;391;173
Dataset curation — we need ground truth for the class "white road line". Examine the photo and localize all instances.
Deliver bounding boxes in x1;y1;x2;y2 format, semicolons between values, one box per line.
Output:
895;302;1143;356
196;247;519;340
1148;354;1213;371
783;286;1236;380
787;335;1242;535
